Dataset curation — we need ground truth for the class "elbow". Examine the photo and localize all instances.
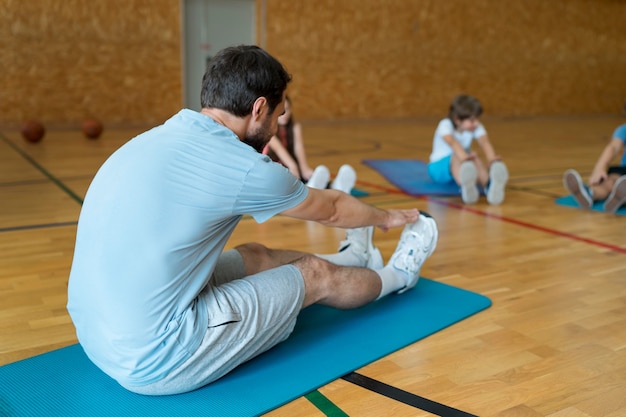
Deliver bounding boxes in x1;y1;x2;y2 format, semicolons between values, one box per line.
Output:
317;193;343;227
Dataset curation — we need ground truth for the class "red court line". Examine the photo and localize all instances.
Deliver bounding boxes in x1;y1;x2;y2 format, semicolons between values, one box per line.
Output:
357;180;626;254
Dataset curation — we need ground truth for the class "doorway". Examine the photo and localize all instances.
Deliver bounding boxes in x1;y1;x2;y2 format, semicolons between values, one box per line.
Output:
182;0;256;111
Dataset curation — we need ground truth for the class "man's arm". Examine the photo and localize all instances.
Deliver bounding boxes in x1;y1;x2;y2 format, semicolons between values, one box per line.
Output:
281;188;419;231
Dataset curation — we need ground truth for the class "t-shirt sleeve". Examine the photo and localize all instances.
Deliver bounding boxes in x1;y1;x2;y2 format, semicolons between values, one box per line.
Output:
237;156;309;223
612;124;626;143
474;123;487;139
436;118;455;137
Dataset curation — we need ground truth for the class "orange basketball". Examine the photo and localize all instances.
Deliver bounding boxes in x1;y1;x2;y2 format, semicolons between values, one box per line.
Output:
21;120;46;143
82;118;103;139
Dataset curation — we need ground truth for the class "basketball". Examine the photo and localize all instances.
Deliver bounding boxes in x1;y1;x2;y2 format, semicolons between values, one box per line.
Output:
82;118;103;139
21;120;46;143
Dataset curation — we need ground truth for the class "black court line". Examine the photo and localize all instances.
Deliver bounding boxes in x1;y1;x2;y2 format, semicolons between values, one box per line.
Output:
0;174;94;188
343;372;478;417
0;221;78;233
0;134;83;205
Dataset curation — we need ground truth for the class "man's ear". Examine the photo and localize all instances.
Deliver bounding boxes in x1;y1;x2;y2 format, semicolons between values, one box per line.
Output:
251;97;268;121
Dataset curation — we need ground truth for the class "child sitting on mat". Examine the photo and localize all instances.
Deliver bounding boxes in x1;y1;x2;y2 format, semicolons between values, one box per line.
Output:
563;101;626;213
427;94;509;205
263;95;357;193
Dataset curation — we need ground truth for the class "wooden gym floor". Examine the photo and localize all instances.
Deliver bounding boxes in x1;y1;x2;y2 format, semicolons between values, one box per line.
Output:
1;114;625;416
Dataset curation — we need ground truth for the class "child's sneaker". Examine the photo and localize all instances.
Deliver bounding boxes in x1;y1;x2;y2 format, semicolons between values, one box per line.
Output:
487;161;508;205
388;213;438;294
337;226;384;269
331;164;357;194
459;161;479;204
307;165;330;189
603;175;626;213
563;169;592;209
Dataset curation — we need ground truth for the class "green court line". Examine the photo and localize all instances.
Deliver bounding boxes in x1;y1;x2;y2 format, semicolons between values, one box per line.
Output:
305;390;349;417
0;133;83;205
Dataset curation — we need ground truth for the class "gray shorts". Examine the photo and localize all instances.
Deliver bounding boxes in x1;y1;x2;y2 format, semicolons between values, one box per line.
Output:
123;249;306;395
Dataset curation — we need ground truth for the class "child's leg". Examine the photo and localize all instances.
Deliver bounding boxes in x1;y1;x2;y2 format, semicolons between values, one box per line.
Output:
486;160;509;205
603;175;626;213
563;169;593;209
473;158;489;187
450;155;479;204
590;173;620;201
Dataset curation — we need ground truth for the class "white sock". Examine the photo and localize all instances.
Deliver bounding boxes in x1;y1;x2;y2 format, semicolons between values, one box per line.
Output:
315;251;364;267
375;266;408;299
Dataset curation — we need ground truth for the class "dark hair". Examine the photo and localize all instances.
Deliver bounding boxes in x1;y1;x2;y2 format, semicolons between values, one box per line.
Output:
200;45;291;117
448;95;483;126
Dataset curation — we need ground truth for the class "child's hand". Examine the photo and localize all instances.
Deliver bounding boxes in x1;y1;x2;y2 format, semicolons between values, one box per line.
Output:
465;152;478;161
589;169;607;185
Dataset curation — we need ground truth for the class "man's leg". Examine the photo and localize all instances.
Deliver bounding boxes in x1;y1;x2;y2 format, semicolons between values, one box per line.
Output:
123;262;306;396
125;215;438;395
236;214;438;309
234;241;382;309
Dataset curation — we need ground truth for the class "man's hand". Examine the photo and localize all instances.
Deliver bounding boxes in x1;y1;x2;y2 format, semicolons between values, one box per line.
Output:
378;208;420;232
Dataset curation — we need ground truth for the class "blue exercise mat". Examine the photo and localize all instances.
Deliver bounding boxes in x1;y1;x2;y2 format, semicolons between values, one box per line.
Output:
350;187;369;197
362;159;461;196
556;195;626;215
0;278;490;417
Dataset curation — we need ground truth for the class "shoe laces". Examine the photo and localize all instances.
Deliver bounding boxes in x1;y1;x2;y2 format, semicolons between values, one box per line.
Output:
392;230;428;275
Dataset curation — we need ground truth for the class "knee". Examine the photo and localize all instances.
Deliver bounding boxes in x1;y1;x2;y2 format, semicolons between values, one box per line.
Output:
234;242;274;273
291;255;338;302
236;242;271;259
296;253;337;272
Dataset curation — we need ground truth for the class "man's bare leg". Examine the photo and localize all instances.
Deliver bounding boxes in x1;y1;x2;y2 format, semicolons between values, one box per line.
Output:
234;242;380;309
233;213;438;310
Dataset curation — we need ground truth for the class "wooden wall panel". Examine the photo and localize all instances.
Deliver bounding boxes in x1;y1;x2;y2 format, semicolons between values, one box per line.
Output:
262;0;626;120
0;0;182;128
1;0;625;126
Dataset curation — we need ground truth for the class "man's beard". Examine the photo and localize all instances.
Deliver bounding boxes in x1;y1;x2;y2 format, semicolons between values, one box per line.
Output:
242;118;274;153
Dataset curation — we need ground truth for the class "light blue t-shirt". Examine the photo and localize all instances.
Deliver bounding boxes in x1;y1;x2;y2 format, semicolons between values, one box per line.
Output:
429;118;487;163
613;123;626;165
67;109;308;386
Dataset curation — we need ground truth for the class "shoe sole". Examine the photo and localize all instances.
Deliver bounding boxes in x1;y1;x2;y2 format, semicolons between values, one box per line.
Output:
331;164;357;194
487;161;508;205
307;165;330;189
603;176;626;213
563;169;592;209
459;162;479;204
363;225;383;269
396;215;438;294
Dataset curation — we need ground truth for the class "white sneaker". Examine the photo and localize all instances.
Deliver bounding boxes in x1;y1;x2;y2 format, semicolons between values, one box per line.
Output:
563;169;592;209
603;175;626;213
459;161;479;204
487;161;509;205
337;226;384;269
331;164;357;194
388;213;438;294
307;165;330;189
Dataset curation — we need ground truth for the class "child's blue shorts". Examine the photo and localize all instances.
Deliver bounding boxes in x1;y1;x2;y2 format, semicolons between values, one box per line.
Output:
427;155;454;184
